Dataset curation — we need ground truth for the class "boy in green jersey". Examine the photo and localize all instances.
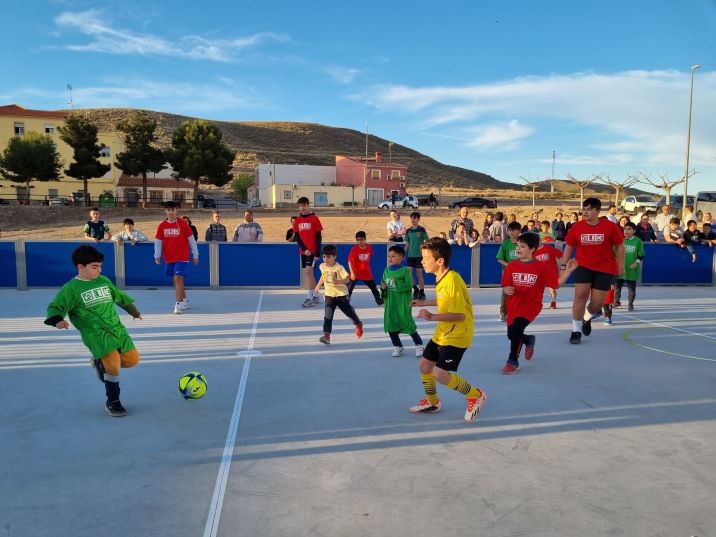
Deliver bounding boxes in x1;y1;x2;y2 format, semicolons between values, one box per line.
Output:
381;245;423;357
404;211;430;300
496;221;522;321
615;222;645;312
44;245;142;417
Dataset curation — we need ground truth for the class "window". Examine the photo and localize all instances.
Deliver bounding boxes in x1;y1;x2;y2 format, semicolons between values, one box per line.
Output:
45;124;55;134
149;190;163;204
14;122;25;135
172;191;185;203
48;189;59;198
100;146;111;158
371;169;380;179
284;190;292;200
391;170;401;178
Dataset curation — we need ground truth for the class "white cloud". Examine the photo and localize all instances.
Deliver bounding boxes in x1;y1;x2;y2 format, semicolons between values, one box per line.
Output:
55;10;289;62
466;120;535;149
325;66;361;84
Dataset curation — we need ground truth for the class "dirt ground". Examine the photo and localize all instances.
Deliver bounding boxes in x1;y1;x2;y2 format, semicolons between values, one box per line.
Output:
0;202;585;242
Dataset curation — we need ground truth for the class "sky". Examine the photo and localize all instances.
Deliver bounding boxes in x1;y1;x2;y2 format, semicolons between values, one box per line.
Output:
2;0;715;194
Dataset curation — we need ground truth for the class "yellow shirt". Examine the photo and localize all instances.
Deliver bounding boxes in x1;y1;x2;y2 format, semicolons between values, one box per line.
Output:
432;270;474;348
320;262;349;297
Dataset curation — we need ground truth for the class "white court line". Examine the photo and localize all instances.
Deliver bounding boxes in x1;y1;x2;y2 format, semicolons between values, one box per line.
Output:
203;290;263;537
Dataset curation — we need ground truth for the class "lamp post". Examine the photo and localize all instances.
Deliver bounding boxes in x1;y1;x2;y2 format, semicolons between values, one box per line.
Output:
683;64;700;220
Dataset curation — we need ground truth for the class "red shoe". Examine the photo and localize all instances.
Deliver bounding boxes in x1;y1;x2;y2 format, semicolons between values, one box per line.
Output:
549;301;557;309
355;322;363;338
501;362;519;375
524;335;536;360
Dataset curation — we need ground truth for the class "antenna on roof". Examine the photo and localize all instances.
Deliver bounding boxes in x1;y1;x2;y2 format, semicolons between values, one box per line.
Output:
66;84;73;110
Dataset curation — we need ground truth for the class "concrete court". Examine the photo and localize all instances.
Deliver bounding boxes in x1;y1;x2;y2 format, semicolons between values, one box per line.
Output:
1;285;715;537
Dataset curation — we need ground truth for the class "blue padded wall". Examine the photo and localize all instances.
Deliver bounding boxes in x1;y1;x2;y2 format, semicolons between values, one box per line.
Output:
219;243;300;286
641;244;712;284
0;242;17;287
124;242;210;287
25;242;116;287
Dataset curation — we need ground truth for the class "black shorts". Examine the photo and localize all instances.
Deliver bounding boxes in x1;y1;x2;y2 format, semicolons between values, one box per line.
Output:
573;266;616;292
422;339;467;372
407;256;423;268
300;254;317;268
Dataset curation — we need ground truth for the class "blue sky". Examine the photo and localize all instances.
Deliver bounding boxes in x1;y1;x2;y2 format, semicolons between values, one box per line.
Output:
2;0;715;193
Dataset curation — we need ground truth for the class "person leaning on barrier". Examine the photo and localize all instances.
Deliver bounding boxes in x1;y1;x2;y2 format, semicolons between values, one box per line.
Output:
205;211;228;242
232;210;264;242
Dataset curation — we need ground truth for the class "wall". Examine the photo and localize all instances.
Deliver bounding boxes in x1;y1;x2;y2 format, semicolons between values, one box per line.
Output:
257;184;359;209
255;164;337;189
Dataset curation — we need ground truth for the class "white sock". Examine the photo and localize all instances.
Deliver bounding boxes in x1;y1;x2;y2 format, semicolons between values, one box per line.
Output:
307;290;313;299
583;309;593;322
572;319;582;331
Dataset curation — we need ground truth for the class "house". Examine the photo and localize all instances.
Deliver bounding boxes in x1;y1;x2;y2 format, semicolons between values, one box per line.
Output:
336;152;408;207
117;167;194;207
0;104;122;203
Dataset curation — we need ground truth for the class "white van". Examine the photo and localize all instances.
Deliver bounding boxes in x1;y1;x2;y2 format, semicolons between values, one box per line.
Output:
694;191;716;223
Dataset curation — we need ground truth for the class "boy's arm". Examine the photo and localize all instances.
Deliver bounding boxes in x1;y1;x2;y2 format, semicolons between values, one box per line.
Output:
256;223;264;242
314;231;322;256
314;273;325;293
205;226;212;242
103;224;111;240
557;258;579;286
135;230;148;242
154;239;163;263
560;244;575;266
188;236;199;262
44;288;71;328
417;311;465;322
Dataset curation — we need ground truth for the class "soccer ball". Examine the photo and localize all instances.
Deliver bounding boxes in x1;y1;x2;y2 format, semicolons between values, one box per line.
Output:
178;372;208;400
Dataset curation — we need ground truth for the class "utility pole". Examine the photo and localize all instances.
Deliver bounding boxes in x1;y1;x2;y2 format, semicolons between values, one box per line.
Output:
66;84;74;110
551;150;556;194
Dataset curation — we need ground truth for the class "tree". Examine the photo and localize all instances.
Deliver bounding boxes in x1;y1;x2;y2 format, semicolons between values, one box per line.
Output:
58;115;111;206
115;111;165;208
566;173;599;207
600;173;641;206
520;176;544;209
229;174;254;203
0;132;62;201
167;120;235;207
637;172;693;205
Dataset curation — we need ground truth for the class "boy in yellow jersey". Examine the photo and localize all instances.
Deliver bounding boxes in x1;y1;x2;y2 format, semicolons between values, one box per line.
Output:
410;237;486;422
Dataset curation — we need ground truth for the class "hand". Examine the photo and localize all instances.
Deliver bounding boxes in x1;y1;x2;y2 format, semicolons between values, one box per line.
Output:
314;287;321;295
55;320;69;329
304;249;312;256
565;258;578;272
417;309;433;320
133;315;143;321
381;282;387;290
503;286;515;296
116;239;124;245
350;273;356;281
629;262;637;269
155;258;161;265
131;240;137;246
411;299;425;307
192;258;199;266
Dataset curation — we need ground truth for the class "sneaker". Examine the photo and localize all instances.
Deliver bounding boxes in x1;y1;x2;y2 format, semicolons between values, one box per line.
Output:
524;335;536;360
90;359;105;383
105;400;127;417
581;318;592;336
499;313;507;322
614;301;622;308
604;317;613;325
319;333;331;344
418;290;426;300
414;344;424;357
628;303;634;312
355;323;363;338
550;301;557;309
173;302;183;314
391;346;404;357
181;298;190;310
376;298;384;306
501;362;519;375
311;295;320;306
301;298;313;308
464;391;487;422
570;331;582;344
409;398;442;414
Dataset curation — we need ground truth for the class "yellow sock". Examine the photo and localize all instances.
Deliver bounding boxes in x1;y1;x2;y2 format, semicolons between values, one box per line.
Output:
420;373;438;404
447;373;482;398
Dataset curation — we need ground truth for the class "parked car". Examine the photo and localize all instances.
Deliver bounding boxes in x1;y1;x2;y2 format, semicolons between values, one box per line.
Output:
620;195;658;213
694;191;716;222
448;196;497;209
656;195;694;212
378;195;419;209
48;198;72;206
248;198;262;208
197;194;216;208
0;198;10;205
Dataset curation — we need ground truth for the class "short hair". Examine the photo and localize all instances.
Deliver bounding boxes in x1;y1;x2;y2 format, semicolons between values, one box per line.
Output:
72;245;104;267
507;221;522;231
541;220;550;227
421;237;452;266
624;222;637;230
669;217;680;225
212;210;221;216
164;201;178;209
583;197;602;211
608;203;617;209
123;218;134;226
494;211;504;221
355;230;367;239
410;211;421;219
703;222;712;228
290;215;297;221
321;244;337;256
526;219;536;226
297;196;309;205
388;245;405;256
517;232;540;250
89;207;100;213
244;210;253;216
457;222;465;228
687;219;697;227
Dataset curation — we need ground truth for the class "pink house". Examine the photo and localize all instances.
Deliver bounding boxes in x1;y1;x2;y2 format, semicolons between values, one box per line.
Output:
335;152;408;207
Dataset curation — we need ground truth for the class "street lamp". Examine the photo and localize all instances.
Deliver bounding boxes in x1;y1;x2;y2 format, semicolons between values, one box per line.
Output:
683;64;700;220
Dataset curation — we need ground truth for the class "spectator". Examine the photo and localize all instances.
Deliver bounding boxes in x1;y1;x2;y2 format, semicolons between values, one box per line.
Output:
507;213;518;225
487;211;507;243
205;211;228;242
112;218;148;245
468;228;480;248
521;220;538;234
181;216;199;241
437;231;448;240
387;210;406;242
232;210;264;242
453;223;469;246
635;214;657;242
663;216;696;262
428;192;437;209
481;213;495;240
551;212;566;241
683;220;702;249
618;215;631;234
682;204;696;226
84;207;111;242
702;212;716;226
655;205;672;233
605;204;619;224
565;212;579;234
700;223;716;246
449;206;475;241
286;216;297;242
538;220;555;242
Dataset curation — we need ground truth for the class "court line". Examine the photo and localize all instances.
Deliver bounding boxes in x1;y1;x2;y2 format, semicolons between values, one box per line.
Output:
623;334;716;363
203;290;263;537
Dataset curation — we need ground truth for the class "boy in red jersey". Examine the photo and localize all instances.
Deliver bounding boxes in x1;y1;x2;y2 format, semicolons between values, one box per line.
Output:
533;240;562;309
294;196;324;308
501;233;577;374
561;198;625;344
154;201;199;314
347;230;383;305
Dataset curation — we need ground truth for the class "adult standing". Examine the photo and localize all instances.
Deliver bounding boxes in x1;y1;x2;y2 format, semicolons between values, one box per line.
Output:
654;205;672;234
387;210;407;242
551;212;567;241
204;211;228;242
488;211;508;243
605;204;619;224
232;210;264;242
449;206;475;242
560;198;625;345
635;214;658;242
565;212;579;235
682;205;696;226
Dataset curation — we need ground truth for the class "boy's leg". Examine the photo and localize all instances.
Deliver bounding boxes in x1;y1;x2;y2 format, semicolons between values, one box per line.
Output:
615;279;624;305
322;296;338;335
364;280;381;301
119;348;140;369
411;349;441;410
100;350;127;416
346;278;356;298
389;331;403;347
627;280;637;309
305;266;316;296
416;268;425;291
335;296;363;336
428;343;486;421
173;275;186;302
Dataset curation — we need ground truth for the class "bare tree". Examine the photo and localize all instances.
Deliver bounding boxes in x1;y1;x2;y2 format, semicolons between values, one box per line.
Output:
637;172;693;205
600;173;641;206
520;176;543;209
566;173;599;207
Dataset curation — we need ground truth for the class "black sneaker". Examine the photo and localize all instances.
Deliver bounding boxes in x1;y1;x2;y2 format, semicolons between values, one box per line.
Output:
90;360;106;383
412;287;420;300
569;331;582;344
628;303;634;312
105;400;127;417
376;298;384;306
581;319;592;336
418;290;426;300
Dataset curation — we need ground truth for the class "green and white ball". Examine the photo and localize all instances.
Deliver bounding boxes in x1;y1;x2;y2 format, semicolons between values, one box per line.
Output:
178;372;208;400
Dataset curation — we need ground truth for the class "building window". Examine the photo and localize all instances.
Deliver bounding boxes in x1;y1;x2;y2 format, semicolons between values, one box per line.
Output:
371;169;380;179
45;124;55;134
14;123;25;135
391;170;401;179
48;189;59;198
99;146;111;158
172;191;185;203
149;190;163;204
284;190;292;200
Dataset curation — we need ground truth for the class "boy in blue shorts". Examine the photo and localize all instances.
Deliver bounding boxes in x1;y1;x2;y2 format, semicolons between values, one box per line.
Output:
404;211;429;300
410;237;486;422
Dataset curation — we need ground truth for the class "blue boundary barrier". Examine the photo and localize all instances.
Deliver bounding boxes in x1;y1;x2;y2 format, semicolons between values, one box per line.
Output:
3;240;713;289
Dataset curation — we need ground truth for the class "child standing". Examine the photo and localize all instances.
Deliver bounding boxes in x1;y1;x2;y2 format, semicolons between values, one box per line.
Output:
154;201;199;314
381;245;423;357
84;207;111;242
501;234;578;374
44;245;142;417
347;231;383;305
533;239;562;309
663;216;696;262
404;211;429;300
204;210;228;242
111;218;148;245
496;221;522;321
410;237;486;423
294;196;323;308
615;221;645;311
315;244;363;344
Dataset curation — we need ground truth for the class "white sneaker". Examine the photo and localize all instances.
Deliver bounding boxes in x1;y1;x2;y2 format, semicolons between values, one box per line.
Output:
415;344;424;357
173;302;183;314
181;298;190;310
391;346;404;357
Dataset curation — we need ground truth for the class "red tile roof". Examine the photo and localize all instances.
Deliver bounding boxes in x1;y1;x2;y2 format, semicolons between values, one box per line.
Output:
0;104;69;119
118;174;195;189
